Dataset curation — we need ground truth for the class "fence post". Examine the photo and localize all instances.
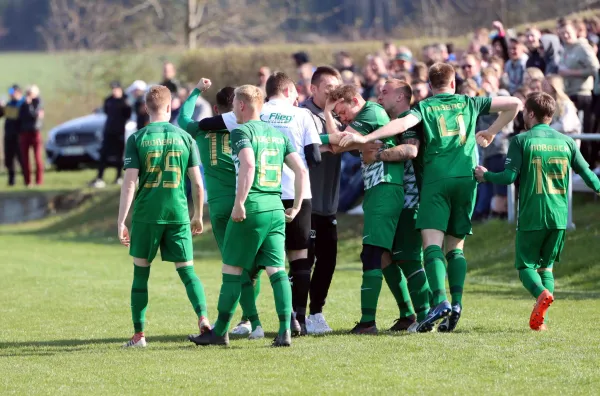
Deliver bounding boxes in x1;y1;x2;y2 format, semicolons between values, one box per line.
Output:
507;183;515;224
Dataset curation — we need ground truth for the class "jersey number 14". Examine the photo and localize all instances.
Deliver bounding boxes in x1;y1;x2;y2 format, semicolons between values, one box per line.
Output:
438;114;466;144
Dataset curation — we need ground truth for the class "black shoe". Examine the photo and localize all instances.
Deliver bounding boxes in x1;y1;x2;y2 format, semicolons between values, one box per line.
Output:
389;315;417;332
438;304;462;333
291;314;302;337
188;329;229;346
300;322;307;336
272;330;292;347
350;321;378;335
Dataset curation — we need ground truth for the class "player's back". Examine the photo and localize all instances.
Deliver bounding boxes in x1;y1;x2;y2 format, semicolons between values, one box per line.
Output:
195;129;236;201
127;122;196;224
413;93;491;184
231;120;294;214
514;124;577;230
260;99;318;199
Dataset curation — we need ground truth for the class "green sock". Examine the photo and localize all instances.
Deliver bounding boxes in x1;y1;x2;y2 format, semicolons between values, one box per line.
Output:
518;269;546;298
423;245;448;305
446;249;467;308
213;274;242;336
176;266;207;318
383;264;414;318
269;271;292;335
131;265;150;333
240;270;262;330
360;269;383;323
539;270;554;293
400;260;431;322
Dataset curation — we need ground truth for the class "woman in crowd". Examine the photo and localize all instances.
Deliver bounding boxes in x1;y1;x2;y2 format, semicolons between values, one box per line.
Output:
543;74;582;135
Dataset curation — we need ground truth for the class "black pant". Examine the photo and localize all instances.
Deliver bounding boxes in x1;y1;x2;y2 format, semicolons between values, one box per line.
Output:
97;135;125;180
307;213;338;315
570;94;597;166
4;133;23;186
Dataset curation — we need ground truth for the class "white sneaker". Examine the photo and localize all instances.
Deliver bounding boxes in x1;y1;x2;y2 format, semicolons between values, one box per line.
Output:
231;320;251;335
115;177;124;185
90;179;106;189
306;313;333;334
122;333;147;348
248;326;264;340
407;322;419;334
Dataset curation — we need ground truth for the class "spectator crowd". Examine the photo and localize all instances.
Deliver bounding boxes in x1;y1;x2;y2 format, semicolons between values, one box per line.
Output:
2;16;600;223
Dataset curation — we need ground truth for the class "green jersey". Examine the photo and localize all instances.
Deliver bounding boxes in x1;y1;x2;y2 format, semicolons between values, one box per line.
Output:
230;120;295;214
178;88;236;203
504;124;588;231
124;122;200;224
350;101;403;189
397;110;424;209
409;93;491;185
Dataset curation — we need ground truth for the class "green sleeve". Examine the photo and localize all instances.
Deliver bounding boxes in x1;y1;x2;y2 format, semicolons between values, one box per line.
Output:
471;96;492;116
320;134;330;144
483;168;518;185
571;144;600;193
408;106;423;122
284;136;296;156
178;88;201;137
123;135;140;170
503;137;522;173
349;104;384;135
188;139;200;168
231;128;252;155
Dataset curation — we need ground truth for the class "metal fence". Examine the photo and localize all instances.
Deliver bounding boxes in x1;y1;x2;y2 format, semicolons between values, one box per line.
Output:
507;134;600;230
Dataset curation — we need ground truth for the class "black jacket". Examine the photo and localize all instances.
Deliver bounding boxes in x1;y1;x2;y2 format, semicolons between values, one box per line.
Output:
526;48;546;73
103;95;132;136
2;99;23;136
18;97;43;132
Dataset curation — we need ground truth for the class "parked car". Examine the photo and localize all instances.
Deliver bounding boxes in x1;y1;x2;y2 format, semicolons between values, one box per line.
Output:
45;110;137;170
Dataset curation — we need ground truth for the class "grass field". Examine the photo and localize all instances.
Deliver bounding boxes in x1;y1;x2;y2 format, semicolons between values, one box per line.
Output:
1;173;600;394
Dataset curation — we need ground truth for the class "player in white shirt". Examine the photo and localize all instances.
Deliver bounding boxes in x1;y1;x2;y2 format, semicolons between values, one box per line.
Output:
196;73;322;336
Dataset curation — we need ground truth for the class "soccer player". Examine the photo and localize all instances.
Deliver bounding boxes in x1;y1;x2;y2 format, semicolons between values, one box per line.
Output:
194;72;322;336
475;92;600;331
117;85;209;348
300;66;343;334
188;85;308;347
367;79;432;331
178;80;265;340
339;63;521;332
323;84;404;335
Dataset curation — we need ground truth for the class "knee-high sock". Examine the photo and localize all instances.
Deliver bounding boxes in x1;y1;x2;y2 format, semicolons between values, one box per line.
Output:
131;265;150;333
270;271;292;335
176;266;207;318
289;258;313;323
539;270;554;323
423;245;447;305
518;269;545;298
446;249;467;308
213;274;242;336
240;269;261;330
383;263;414;318
360;269;383;323
400;260;431;321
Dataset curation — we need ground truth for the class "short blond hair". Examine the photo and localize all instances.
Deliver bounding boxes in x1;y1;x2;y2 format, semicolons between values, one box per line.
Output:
234;85;264;110
145;85;172;114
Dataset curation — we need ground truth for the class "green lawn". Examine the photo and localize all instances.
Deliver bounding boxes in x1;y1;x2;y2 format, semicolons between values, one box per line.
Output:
1;180;599;394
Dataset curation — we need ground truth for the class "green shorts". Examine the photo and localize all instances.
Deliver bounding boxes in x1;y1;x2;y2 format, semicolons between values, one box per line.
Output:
362;183;404;251
417;176;477;238
208;197;235;254
392;208;423;262
129;222;193;263
515;229;566;271
222;210;286;271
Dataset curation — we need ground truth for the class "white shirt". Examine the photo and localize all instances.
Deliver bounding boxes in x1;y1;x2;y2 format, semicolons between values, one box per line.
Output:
222;99;321;200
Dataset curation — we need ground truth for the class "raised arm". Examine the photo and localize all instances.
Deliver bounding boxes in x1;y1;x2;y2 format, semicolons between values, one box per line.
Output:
178;78;211;136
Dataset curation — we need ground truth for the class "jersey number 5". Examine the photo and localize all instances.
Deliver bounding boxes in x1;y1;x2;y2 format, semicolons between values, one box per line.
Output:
206;133;231;166
258;149;281;187
532;157;568;194
144;150;182;189
438;114;466;144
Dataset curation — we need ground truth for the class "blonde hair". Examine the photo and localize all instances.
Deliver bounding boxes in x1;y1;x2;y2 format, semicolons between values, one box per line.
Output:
524;67;544;86
544;74;572;118
145;85;171;114
328;84;360;103
234;85;264;110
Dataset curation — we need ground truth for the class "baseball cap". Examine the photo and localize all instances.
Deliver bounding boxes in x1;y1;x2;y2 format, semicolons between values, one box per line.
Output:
8;84;20;95
126;80;148;94
395;52;412;62
110;81;122;89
